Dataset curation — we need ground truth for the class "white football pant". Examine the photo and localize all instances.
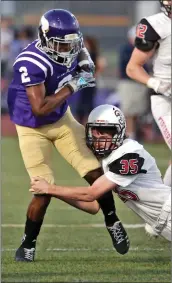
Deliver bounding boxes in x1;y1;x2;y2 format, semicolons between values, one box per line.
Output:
153;192;171;241
151;95;171;149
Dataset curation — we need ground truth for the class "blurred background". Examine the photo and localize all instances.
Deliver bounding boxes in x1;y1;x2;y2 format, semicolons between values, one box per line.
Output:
1;0;162;142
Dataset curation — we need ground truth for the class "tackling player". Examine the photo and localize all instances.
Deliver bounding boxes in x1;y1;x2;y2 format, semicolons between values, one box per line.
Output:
30;105;171;242
8;9;129;262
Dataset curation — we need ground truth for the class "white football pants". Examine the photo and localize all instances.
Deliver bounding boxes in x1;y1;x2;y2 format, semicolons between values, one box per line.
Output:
151;95;171;149
153;192;171;241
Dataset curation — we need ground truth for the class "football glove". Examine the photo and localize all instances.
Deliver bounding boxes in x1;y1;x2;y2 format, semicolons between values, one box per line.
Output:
147;77;171;97
77;47;95;74
66;71;96;93
76;63;95;75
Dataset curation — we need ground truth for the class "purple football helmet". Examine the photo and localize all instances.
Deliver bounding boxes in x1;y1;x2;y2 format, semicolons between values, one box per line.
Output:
38;9;83;67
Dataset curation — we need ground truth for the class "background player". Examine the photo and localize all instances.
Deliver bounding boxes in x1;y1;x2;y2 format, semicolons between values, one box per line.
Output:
126;0;171;186
126;0;171;237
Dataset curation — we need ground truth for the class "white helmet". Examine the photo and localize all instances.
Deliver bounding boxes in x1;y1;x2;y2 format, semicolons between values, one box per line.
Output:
86;104;126;157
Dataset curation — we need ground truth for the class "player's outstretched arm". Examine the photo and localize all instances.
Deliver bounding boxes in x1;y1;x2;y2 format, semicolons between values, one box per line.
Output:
57;196;100;215
30;175;116;202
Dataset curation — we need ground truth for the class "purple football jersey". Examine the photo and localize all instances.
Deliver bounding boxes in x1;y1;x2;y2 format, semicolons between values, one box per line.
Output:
8;39;78;128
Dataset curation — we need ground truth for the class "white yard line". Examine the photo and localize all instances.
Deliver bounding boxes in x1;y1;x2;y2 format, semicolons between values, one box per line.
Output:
1;223;144;228
47;247;165;251
1;223;164;253
1;247;164;252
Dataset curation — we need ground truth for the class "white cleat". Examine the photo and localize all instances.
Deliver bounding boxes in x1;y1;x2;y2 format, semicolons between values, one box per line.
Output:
145;223;158;238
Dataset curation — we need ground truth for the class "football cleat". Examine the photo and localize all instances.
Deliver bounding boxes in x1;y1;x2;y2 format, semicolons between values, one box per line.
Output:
15;246;36;262
145;223;158;238
15;237;36;262
107;221;130;255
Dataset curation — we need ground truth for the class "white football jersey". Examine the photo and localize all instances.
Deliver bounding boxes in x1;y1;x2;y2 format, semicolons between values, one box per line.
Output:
146;12;171;93
102;139;171;227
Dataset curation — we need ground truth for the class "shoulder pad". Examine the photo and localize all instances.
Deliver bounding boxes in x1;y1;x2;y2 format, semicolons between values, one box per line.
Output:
108;153;147;176
135;18;160;51
145;12;171;39
136;18;160;41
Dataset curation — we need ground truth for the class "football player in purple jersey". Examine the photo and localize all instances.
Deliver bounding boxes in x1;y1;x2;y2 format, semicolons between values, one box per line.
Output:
8;9;129;262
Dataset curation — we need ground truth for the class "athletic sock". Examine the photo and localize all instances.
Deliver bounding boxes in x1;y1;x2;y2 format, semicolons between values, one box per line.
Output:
97;191;119;226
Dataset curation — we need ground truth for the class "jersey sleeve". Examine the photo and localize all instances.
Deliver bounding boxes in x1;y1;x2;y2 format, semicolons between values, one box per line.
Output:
105;153;147;187
13;57;48;87
135;18;160;51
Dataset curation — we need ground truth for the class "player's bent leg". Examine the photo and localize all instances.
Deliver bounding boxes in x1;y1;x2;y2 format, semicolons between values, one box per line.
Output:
84;169;130;255
15;125;55;262
84;168;119;225
53;108;130;254
53;108;101;177
27;192;51;221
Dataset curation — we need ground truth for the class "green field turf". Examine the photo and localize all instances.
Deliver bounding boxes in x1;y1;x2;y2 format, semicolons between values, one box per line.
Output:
2;138;171;282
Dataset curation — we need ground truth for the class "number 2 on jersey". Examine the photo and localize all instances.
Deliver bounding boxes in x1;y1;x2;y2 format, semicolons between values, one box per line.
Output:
19;66;31;83
136;24;147;39
120;159;138;174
